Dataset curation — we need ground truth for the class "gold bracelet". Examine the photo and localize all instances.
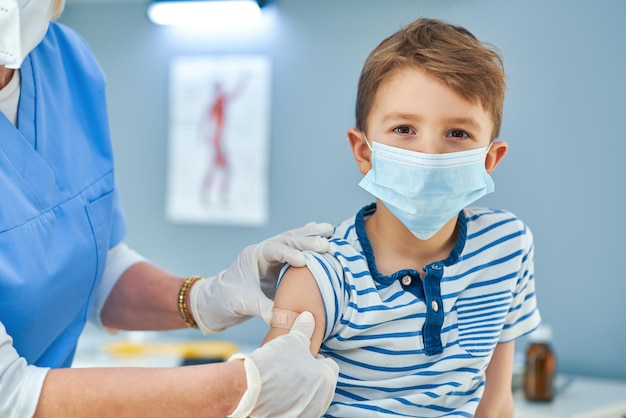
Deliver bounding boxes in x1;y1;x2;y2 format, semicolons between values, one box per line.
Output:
178;276;202;328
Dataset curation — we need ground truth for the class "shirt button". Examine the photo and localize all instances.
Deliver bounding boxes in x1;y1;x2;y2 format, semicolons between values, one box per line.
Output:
431;300;439;312
401;275;412;286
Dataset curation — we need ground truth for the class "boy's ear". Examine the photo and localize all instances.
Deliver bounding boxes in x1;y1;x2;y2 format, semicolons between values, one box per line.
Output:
485;141;508;174
347;128;372;175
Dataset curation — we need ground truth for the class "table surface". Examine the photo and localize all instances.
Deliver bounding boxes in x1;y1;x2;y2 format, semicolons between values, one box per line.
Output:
514;375;626;418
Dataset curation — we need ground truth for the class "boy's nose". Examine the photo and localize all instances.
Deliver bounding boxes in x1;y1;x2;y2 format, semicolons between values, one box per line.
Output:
412;135;442;154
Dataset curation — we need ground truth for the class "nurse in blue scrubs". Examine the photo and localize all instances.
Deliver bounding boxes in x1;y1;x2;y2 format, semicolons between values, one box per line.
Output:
0;1;339;416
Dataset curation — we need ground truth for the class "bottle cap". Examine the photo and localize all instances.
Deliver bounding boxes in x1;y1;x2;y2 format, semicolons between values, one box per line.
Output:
528;324;553;343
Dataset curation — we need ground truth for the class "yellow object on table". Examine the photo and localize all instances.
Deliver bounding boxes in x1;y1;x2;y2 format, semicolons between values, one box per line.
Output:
105;340;240;362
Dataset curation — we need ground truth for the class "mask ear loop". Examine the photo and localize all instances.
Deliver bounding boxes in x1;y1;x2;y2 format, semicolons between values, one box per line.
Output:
362;132;374;152
484;141;495;160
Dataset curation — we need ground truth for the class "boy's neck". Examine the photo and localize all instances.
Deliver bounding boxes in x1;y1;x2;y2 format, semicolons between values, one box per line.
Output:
365;202;458;276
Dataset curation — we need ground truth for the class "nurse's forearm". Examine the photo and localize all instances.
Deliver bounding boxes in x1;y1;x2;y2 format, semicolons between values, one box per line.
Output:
34;359;246;417
100;261;188;330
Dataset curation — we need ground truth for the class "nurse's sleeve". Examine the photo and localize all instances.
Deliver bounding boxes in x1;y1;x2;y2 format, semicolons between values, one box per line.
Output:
87;243;146;330
0;321;49;418
87;171;144;328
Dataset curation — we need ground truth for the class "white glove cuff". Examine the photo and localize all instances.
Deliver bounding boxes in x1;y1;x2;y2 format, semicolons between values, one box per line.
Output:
189;276;218;335
226;353;262;418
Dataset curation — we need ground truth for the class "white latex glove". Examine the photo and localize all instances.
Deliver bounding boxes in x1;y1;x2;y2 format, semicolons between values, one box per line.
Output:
227;312;339;418
190;222;333;333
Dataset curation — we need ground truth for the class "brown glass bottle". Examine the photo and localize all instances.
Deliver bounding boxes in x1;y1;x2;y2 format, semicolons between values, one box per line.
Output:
523;325;556;402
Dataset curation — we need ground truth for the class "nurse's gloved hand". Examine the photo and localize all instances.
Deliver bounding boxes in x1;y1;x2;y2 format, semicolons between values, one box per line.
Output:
190;222;333;333
227;312;339;418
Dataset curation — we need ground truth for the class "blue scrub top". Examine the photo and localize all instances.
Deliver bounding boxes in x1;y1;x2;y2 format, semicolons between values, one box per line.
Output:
0;22;126;368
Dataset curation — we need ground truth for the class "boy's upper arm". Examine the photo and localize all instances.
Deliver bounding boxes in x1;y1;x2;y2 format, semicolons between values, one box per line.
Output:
475;341;515;418
261;265;326;356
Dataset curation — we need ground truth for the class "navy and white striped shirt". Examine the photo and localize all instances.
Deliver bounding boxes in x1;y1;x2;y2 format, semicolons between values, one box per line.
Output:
299;203;540;417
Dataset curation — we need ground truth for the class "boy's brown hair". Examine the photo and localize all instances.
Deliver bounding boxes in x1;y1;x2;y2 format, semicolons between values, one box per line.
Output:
355;18;506;140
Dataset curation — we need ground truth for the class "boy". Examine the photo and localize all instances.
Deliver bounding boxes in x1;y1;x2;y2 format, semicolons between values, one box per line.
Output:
263;17;540;417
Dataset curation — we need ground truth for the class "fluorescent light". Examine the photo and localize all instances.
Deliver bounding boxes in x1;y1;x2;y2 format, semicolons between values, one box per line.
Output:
147;0;263;26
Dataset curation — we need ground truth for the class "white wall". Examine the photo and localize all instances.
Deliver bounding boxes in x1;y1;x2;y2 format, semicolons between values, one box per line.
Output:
61;0;626;379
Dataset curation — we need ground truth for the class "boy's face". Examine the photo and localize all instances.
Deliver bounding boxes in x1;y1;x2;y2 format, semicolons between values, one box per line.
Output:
348;66;507;176
369;66;493;153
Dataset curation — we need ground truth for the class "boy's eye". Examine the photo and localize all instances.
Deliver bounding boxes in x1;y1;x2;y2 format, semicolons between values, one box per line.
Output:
392;126;415;135
446;129;469;138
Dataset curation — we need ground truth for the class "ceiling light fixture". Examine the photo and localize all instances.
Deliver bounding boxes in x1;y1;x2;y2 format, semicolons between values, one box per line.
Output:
147;0;268;26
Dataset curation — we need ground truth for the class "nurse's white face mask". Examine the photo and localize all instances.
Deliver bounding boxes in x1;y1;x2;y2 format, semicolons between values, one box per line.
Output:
0;0;56;69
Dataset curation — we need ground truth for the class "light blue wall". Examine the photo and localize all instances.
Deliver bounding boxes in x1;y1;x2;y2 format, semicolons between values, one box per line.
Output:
60;0;626;380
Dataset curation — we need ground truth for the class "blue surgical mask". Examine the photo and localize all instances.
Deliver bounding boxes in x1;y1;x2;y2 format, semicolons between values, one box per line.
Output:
358;136;494;240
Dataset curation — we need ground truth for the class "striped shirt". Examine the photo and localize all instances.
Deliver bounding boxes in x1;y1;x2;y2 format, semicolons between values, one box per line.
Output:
300;203;540;417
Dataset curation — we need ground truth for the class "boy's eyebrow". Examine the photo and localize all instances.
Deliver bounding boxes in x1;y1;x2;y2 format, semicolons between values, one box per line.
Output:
444;117;483;132
382;112;424;123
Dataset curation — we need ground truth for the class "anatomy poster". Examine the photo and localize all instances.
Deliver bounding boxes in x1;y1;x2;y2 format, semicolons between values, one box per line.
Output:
166;55;271;225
